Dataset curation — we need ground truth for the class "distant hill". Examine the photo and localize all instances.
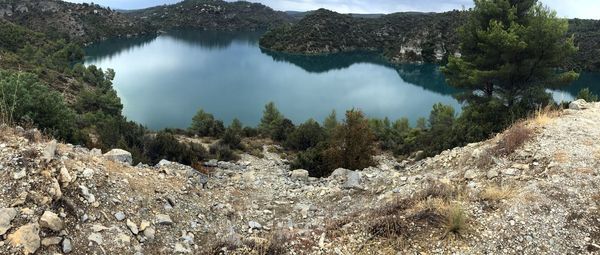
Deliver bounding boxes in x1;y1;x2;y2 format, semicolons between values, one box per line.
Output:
0;0;155;43
126;0;293;31
261;8;600;71
260;9;467;65
286;10;385;20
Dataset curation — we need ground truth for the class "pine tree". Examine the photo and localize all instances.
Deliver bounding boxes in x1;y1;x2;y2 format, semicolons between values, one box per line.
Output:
443;0;578;128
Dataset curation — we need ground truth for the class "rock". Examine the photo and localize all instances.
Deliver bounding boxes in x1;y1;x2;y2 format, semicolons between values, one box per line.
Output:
139;220;150;231
414;150;426;161
82;168;94;179
59;167;72;186
464;170;477;180
79;185;95;203
343;171;362;189
512;163;530;171
114;212;126;221
174;242;192;253
204;159;218;167
143;227;155;241
155;214;173;225
0;208;18;235
42;140;58;162
49;178;62;200
502;168;519;176
62;238;72;253
248;221;262;230
13;168;26;180
89;148;102;156
569;99;589;110
88;233;103;245
487;169;499;179
290;169;309;182
41;237;62;246
40;211;64;231
8;223;40;254
330;168;348;181
157;159;172;167
115;233;131;246
103;149;133;165
127;219;139;235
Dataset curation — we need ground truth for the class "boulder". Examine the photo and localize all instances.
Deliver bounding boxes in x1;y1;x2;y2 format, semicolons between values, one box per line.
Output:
248;221;262;230
486;169;499;179
103;149;133;165
343;171;362;189
8;223;40;254
464;170;477;180
330;168;348;181
155;214;173;225
62;238;73;253
204;159;218;167
290;169;309;182
39;211;63;231
0;208;18;235
42;140;58;162
569;99;589;110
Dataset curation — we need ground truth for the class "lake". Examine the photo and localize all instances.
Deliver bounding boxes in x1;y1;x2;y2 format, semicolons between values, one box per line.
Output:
84;30;600;130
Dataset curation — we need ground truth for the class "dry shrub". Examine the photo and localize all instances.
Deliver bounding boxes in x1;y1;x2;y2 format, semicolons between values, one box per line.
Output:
532;105;558;126
368;182;468;241
480;185;515;203
493;123;533;156
443;204;467;238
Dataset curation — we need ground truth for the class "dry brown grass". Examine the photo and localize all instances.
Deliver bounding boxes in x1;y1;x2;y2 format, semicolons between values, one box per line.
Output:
480;185;515;203
553;151;570;163
493;123;534;156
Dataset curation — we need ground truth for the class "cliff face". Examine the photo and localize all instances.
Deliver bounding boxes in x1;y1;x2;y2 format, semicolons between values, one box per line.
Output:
0;0;155;43
1;100;599;254
126;0;293;31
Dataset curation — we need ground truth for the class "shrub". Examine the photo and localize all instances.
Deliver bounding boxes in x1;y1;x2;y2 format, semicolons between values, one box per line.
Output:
285;119;325;151
577;88;599;102
443;204;467;238
258;101;284;137
290;144;329;177
209;143;240;161
270;118;295;142
323;109;338;136
242;126;259;137
0;70;76;139
144;131;206;165
221;127;242;149
323;110;375;171
189;109;225;137
493;123;533;156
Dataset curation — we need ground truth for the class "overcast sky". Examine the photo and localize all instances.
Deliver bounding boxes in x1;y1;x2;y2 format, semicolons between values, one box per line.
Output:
65;0;600;19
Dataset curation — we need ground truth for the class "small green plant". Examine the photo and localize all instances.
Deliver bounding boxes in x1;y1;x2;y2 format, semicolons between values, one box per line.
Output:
443;204;467;239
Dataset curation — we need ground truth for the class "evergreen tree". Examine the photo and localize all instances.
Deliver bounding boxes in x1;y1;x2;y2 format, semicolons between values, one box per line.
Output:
258;101;284;137
323;110;375;171
442;0;578;139
323;109;338;135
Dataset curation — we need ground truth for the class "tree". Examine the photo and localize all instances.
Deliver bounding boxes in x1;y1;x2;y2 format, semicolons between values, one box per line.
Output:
421;103;457;155
577;88;599;102
285;119;326;151
442;0;578;139
189;109;225;137
323;110;375;171
258;101;284;137
323;109;338;136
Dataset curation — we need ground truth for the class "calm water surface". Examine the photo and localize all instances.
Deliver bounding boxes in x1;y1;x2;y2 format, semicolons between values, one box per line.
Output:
85;30;599;130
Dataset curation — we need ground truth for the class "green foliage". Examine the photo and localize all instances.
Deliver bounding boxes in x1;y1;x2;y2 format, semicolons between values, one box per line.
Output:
291;144;329;177
209;143;240;162
577;88;599;102
144;131;206;165
271;118;295;142
189;109;225;137
323;110;375;171
442;0;578;144
285;119;326;151
258;102;284;137
0;70;76;139
323;109;338;135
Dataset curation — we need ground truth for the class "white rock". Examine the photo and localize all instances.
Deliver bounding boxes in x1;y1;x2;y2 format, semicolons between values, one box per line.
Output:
103;149;133;165
126;219;139;235
569;99;589;110
8;223;40;254
290;169;309;182
12;169;26;180
155;214;173;225
40;211;64;231
0;208;18;235
88;233;103;245
114;212;126;221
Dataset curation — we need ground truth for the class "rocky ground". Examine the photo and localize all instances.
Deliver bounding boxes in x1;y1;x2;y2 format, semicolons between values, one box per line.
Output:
1;100;600;254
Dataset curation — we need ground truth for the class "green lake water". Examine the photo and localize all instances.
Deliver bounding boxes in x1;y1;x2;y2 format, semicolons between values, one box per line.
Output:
84;30;599;130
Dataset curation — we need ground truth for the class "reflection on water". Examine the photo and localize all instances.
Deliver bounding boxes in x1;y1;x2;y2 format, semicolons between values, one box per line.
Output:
84;30;599;130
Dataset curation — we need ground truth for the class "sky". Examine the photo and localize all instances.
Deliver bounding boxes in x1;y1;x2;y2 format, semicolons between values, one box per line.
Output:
64;0;600;19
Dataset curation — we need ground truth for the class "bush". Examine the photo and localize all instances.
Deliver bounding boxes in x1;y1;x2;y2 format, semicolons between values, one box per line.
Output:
221;127;242;149
285;119;325;151
189;109;225;137
258;101;284;137
493;123;533;156
577;88;599;102
271;118;295;142
290;144;329;177
209;143;240;162
0;70;76;139
144;131;206;165
323;110;375;171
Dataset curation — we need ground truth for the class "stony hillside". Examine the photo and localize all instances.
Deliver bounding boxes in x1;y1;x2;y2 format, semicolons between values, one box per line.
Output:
0;0;155;43
0;100;600;254
260;9;600;71
127;0;293;31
